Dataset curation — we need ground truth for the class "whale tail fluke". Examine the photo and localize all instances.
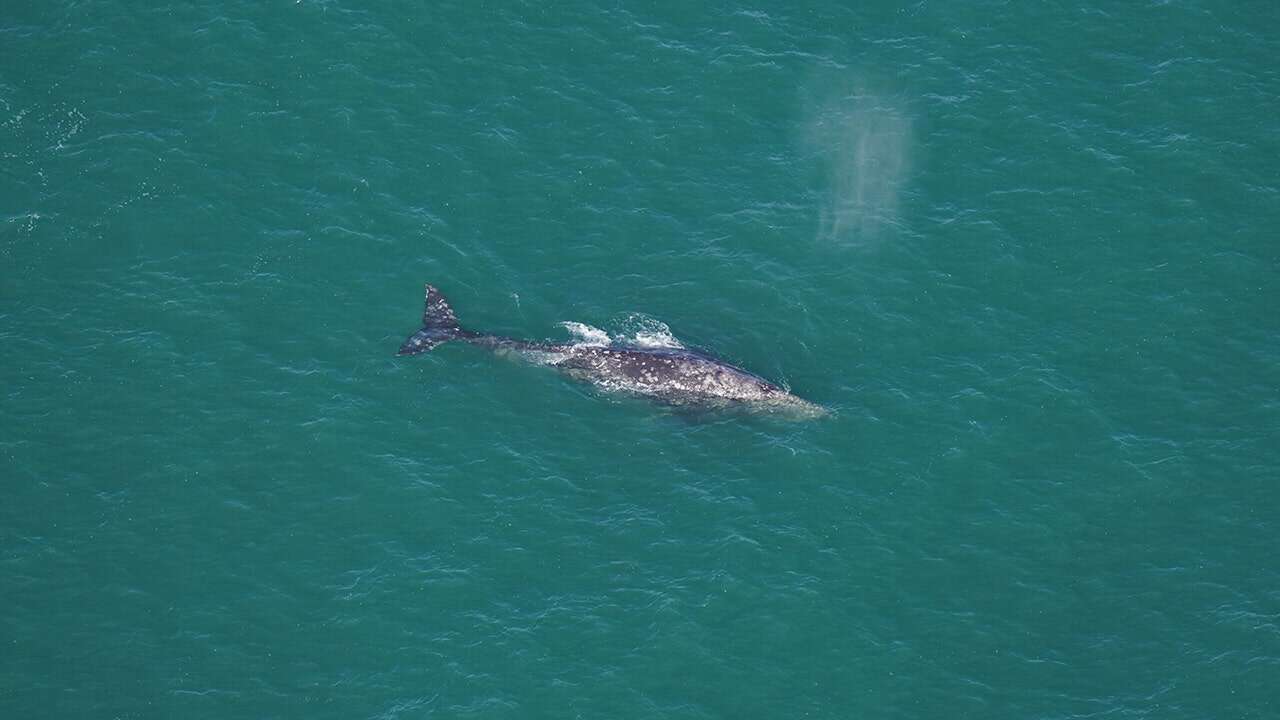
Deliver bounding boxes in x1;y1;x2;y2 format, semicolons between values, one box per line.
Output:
398;284;464;356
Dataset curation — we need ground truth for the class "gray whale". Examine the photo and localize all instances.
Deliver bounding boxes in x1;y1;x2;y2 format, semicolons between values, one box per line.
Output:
398;285;828;418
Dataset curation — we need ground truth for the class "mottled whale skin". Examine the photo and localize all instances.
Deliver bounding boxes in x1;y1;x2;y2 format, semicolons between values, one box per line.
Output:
398;285;828;418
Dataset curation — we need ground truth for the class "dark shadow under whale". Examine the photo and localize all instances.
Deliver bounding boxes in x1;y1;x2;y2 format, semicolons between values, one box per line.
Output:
398;285;829;419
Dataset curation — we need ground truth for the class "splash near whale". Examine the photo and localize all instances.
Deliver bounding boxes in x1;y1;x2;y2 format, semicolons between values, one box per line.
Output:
398;285;828;419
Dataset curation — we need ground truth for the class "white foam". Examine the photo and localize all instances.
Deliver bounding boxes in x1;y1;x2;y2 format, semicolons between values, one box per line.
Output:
556;315;686;350
616;314;684;349
558;321;611;346
631;330;683;349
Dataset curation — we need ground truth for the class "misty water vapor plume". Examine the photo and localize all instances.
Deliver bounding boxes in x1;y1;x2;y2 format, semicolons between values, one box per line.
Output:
803;80;912;243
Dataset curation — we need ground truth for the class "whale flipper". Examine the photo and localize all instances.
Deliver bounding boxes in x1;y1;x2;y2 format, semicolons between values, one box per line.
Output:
398;284;463;356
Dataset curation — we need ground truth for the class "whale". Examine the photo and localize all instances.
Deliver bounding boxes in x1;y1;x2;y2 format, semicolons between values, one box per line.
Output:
398;284;829;418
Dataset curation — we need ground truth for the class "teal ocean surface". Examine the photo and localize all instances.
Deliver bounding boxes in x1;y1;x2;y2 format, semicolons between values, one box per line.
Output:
4;2;1278;718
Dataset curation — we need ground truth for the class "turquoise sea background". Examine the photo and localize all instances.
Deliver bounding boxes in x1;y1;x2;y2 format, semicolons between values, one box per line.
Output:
4;2;1278;718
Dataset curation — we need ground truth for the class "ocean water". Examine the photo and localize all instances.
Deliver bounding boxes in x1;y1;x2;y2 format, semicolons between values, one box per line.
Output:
3;1;1278;718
